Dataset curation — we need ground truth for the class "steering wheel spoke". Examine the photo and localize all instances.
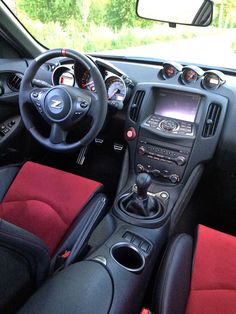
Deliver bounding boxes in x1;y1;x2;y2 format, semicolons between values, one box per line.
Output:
87;93;100;120
29;88;49;114
49;123;67;144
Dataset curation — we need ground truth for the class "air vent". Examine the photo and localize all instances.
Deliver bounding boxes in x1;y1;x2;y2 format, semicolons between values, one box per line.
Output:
129;90;145;122
202;103;221;137
7;73;22;92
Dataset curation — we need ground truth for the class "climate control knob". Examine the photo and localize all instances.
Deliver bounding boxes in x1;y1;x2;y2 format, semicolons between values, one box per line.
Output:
138;146;146;155
175;156;186;166
169;174;180;184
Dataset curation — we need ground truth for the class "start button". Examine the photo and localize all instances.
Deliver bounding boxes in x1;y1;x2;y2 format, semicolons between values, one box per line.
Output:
125;127;136;140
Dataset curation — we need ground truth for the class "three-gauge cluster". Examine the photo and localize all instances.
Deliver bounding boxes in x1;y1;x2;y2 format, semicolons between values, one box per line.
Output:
162;62;226;90
52;63;127;102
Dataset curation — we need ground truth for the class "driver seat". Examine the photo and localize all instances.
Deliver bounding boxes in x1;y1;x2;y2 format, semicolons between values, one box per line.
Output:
0;161;106;255
0;161;107;311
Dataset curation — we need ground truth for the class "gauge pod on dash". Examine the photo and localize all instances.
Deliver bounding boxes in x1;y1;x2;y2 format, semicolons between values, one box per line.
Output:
162;62;182;79
105;75;127;102
202;70;226;90
181;65;204;85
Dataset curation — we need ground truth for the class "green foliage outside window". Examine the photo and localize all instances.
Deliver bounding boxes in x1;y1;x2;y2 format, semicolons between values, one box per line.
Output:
7;0;236;54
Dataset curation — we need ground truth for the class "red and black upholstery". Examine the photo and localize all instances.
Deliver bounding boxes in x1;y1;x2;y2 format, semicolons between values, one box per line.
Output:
153;225;236;314
0;161;107;311
0;161;103;255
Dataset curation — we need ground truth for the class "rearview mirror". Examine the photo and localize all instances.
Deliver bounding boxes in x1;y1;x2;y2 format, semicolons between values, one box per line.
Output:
136;0;213;27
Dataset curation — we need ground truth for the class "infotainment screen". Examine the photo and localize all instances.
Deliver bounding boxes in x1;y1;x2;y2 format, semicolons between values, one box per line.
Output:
154;89;201;122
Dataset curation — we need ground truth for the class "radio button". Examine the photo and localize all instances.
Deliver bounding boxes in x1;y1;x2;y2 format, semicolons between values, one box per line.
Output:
150;123;158;128
137;164;145;172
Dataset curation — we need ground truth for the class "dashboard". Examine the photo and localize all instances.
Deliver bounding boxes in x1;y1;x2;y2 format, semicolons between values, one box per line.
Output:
1;53;236;179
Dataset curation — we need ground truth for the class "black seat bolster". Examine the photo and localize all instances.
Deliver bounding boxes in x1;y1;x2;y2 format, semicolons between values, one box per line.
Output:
152;234;193;314
0;165;20;201
0;219;50;284
0;219;50;312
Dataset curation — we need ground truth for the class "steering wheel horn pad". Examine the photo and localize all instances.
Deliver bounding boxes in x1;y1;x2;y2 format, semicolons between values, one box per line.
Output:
44;87;71;121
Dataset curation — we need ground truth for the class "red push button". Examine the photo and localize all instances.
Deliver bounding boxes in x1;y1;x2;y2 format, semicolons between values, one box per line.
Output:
125;127;136;140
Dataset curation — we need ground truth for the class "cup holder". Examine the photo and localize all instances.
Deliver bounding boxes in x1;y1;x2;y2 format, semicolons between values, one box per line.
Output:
111;243;145;272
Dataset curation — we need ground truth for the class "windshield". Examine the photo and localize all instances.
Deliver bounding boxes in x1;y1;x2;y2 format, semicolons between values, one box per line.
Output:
4;0;236;70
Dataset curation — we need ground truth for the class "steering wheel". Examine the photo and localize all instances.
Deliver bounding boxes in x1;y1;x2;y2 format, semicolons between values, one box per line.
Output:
19;49;107;152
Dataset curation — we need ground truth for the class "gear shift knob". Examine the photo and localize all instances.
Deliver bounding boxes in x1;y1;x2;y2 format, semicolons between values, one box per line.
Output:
136;173;151;200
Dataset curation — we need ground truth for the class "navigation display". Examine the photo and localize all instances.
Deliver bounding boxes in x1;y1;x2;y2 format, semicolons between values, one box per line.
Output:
154;89;201;122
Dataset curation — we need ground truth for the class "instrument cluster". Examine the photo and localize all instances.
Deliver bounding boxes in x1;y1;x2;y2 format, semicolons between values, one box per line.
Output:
52;60;128;107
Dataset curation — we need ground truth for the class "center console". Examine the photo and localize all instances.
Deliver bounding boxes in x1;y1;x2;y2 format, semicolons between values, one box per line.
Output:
135;89;199;183
118;82;229;235
125;84;227;189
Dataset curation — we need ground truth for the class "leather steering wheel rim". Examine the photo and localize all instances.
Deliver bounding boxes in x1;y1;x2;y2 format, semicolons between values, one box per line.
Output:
19;48;107;152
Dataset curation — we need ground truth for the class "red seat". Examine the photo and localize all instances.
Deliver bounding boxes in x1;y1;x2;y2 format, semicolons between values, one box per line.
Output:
153;225;236;314
0;161;102;255
186;225;236;313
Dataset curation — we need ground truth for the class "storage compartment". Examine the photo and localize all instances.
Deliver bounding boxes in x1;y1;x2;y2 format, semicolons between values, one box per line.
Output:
111;242;145;272
19;261;113;314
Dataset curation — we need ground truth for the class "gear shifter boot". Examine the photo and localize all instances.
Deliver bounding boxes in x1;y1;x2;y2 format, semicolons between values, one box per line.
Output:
126;194;158;216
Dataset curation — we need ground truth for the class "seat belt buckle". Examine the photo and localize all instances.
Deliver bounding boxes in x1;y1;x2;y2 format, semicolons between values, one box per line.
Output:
54;250;71;271
60;250;71;259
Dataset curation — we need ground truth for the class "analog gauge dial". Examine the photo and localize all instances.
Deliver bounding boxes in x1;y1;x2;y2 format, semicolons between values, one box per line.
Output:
106;76;126;101
181;66;203;85
58;71;74;86
202;71;225;90
81;70;95;92
162;62;182;79
52;65;74;86
181;68;198;84
163;65;176;79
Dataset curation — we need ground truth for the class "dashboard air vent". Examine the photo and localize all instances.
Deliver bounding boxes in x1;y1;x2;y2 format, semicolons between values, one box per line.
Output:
129;90;145;122
202;103;221;137
7;73;22;92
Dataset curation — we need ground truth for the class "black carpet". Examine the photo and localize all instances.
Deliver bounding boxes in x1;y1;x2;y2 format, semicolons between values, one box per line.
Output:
174;165;236;236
